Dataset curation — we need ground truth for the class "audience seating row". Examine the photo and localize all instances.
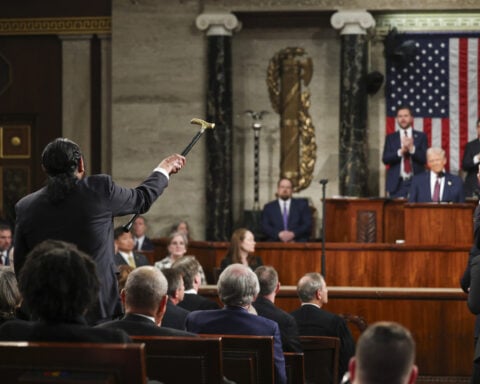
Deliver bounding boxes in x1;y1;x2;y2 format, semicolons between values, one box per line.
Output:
0;335;341;384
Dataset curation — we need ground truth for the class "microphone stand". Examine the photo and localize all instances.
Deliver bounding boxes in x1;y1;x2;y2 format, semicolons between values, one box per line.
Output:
122;118;215;232
319;179;328;277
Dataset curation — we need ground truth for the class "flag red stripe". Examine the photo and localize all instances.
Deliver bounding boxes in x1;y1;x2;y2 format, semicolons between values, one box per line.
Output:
423;118;432;147
443;118;451;172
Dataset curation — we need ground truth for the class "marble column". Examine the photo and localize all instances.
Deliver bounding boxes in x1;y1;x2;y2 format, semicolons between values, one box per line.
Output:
196;13;240;241
98;34;112;174
59;34;93;174
331;11;375;196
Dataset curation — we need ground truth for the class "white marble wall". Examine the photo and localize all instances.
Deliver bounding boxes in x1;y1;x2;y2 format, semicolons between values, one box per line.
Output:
111;0;480;239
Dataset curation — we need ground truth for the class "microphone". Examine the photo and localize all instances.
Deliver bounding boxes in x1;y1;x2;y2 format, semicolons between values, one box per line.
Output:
437;171;445;178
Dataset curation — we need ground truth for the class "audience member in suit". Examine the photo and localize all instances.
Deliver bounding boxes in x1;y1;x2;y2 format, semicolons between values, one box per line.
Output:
0;266;21;325
290;272;355;381
409;147;465;203
462;119;480;198
98;266;194;337
253;266;302;353
0;221;12;266
113;226;150;268
131;215;155;251
13;138;185;323
154;231;207;284
0;240;130;343
185;264;287;384
382;105;428;198
345;321;418;384
172;256;220;311
261;178;312;242
220;228;263;273
161;268;190;330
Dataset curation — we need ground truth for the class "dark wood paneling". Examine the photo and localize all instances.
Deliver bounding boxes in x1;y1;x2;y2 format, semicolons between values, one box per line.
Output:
0;0;111;18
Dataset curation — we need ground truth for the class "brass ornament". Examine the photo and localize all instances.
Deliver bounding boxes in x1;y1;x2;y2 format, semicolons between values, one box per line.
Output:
267;47;316;192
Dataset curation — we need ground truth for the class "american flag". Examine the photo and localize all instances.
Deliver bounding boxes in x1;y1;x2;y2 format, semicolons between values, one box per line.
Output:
385;33;480;173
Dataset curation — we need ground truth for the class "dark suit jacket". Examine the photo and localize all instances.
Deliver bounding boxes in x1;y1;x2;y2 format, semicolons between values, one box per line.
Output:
252;296;302;353
467;255;480;362
185;305;287;384
177;293;220;312
220;255;263;274
462;138;480;198
98;313;195;337
162;299;190;330
14;172;169;323
261;198;312;242
382;129;427;195
114;252;150;268
135;236;155;251
290;304;355;380
408;171;465;203
0;317;131;343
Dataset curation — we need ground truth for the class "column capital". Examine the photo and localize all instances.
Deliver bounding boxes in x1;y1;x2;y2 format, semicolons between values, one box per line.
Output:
196;13;241;36
331;10;375;35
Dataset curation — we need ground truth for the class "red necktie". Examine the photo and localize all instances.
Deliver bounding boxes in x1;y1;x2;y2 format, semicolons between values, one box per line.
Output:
432;177;441;202
403;131;412;174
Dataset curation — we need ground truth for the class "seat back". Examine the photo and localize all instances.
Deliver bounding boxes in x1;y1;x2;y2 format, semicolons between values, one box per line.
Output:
131;336;223;384
284;352;305;384
299;336;340;384
200;334;274;384
0;341;146;384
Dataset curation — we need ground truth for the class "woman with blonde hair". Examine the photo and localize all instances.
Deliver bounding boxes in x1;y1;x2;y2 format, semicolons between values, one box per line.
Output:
0;266;22;324
220;228;263;273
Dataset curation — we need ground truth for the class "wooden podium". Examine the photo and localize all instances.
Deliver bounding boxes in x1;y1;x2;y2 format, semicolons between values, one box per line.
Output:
403;203;474;245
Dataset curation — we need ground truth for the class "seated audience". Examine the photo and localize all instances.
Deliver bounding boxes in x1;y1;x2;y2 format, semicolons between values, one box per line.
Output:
220;228;263;273
131;215;155;251
185;264;287;384
261;178;312;242
98;266;194;337
345;321;418;384
171;220;192;241
117;264;134;291
253;266;302;352
409;147;465;203
0;266;21;325
154;231;206;284
291;272;355;380
172;256;219;311
0;240;130;342
0;221;13;266
467;251;480;383
113;226;150;268
161;268;190;330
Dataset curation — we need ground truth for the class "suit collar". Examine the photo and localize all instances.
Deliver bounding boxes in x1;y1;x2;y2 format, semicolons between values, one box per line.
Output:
123;313;156;324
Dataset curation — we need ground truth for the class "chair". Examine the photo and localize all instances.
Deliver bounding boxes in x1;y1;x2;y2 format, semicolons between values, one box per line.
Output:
131;336;223;384
200;334;274;384
0;341;146;383
339;313;368;341
284;352;305;384
299;336;340;384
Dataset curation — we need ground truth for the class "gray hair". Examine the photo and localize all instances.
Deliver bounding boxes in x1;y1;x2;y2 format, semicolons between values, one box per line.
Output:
426;147;445;158
218;264;259;307
124;266;167;311
0;266;21;320
297;272;324;302
255;265;278;296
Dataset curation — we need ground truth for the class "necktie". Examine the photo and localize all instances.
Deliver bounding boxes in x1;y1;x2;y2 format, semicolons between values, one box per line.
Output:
282;201;288;230
127;254;136;268
403;131;412;174
432;177;441;202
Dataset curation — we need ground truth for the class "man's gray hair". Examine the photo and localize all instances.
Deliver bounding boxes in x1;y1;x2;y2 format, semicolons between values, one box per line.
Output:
255;265;278;296
297;272;324;302
124;266;167;310
217;264;259;306
356;321;416;384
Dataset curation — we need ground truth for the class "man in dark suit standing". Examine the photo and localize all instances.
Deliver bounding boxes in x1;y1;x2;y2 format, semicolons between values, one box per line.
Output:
113;226;150;268
13;138;185;324
409;147;465;203
382;105;428;198
185;264;287;384
98;266;194;337
253;266;302;353
290;272;355;381
131;215;155;251
261;178;312;242
462;119;480;198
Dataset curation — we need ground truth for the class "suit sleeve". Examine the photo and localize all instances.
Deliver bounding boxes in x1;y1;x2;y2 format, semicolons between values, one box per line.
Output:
13;207;27;276
382;134;401;166
293;199;312;241
336;318;355;380
468;255;480;314
463;142;477;171
283;315;303;353
261;204;280;241
412;133;427;166
272;323;287;384
408;177;419;202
